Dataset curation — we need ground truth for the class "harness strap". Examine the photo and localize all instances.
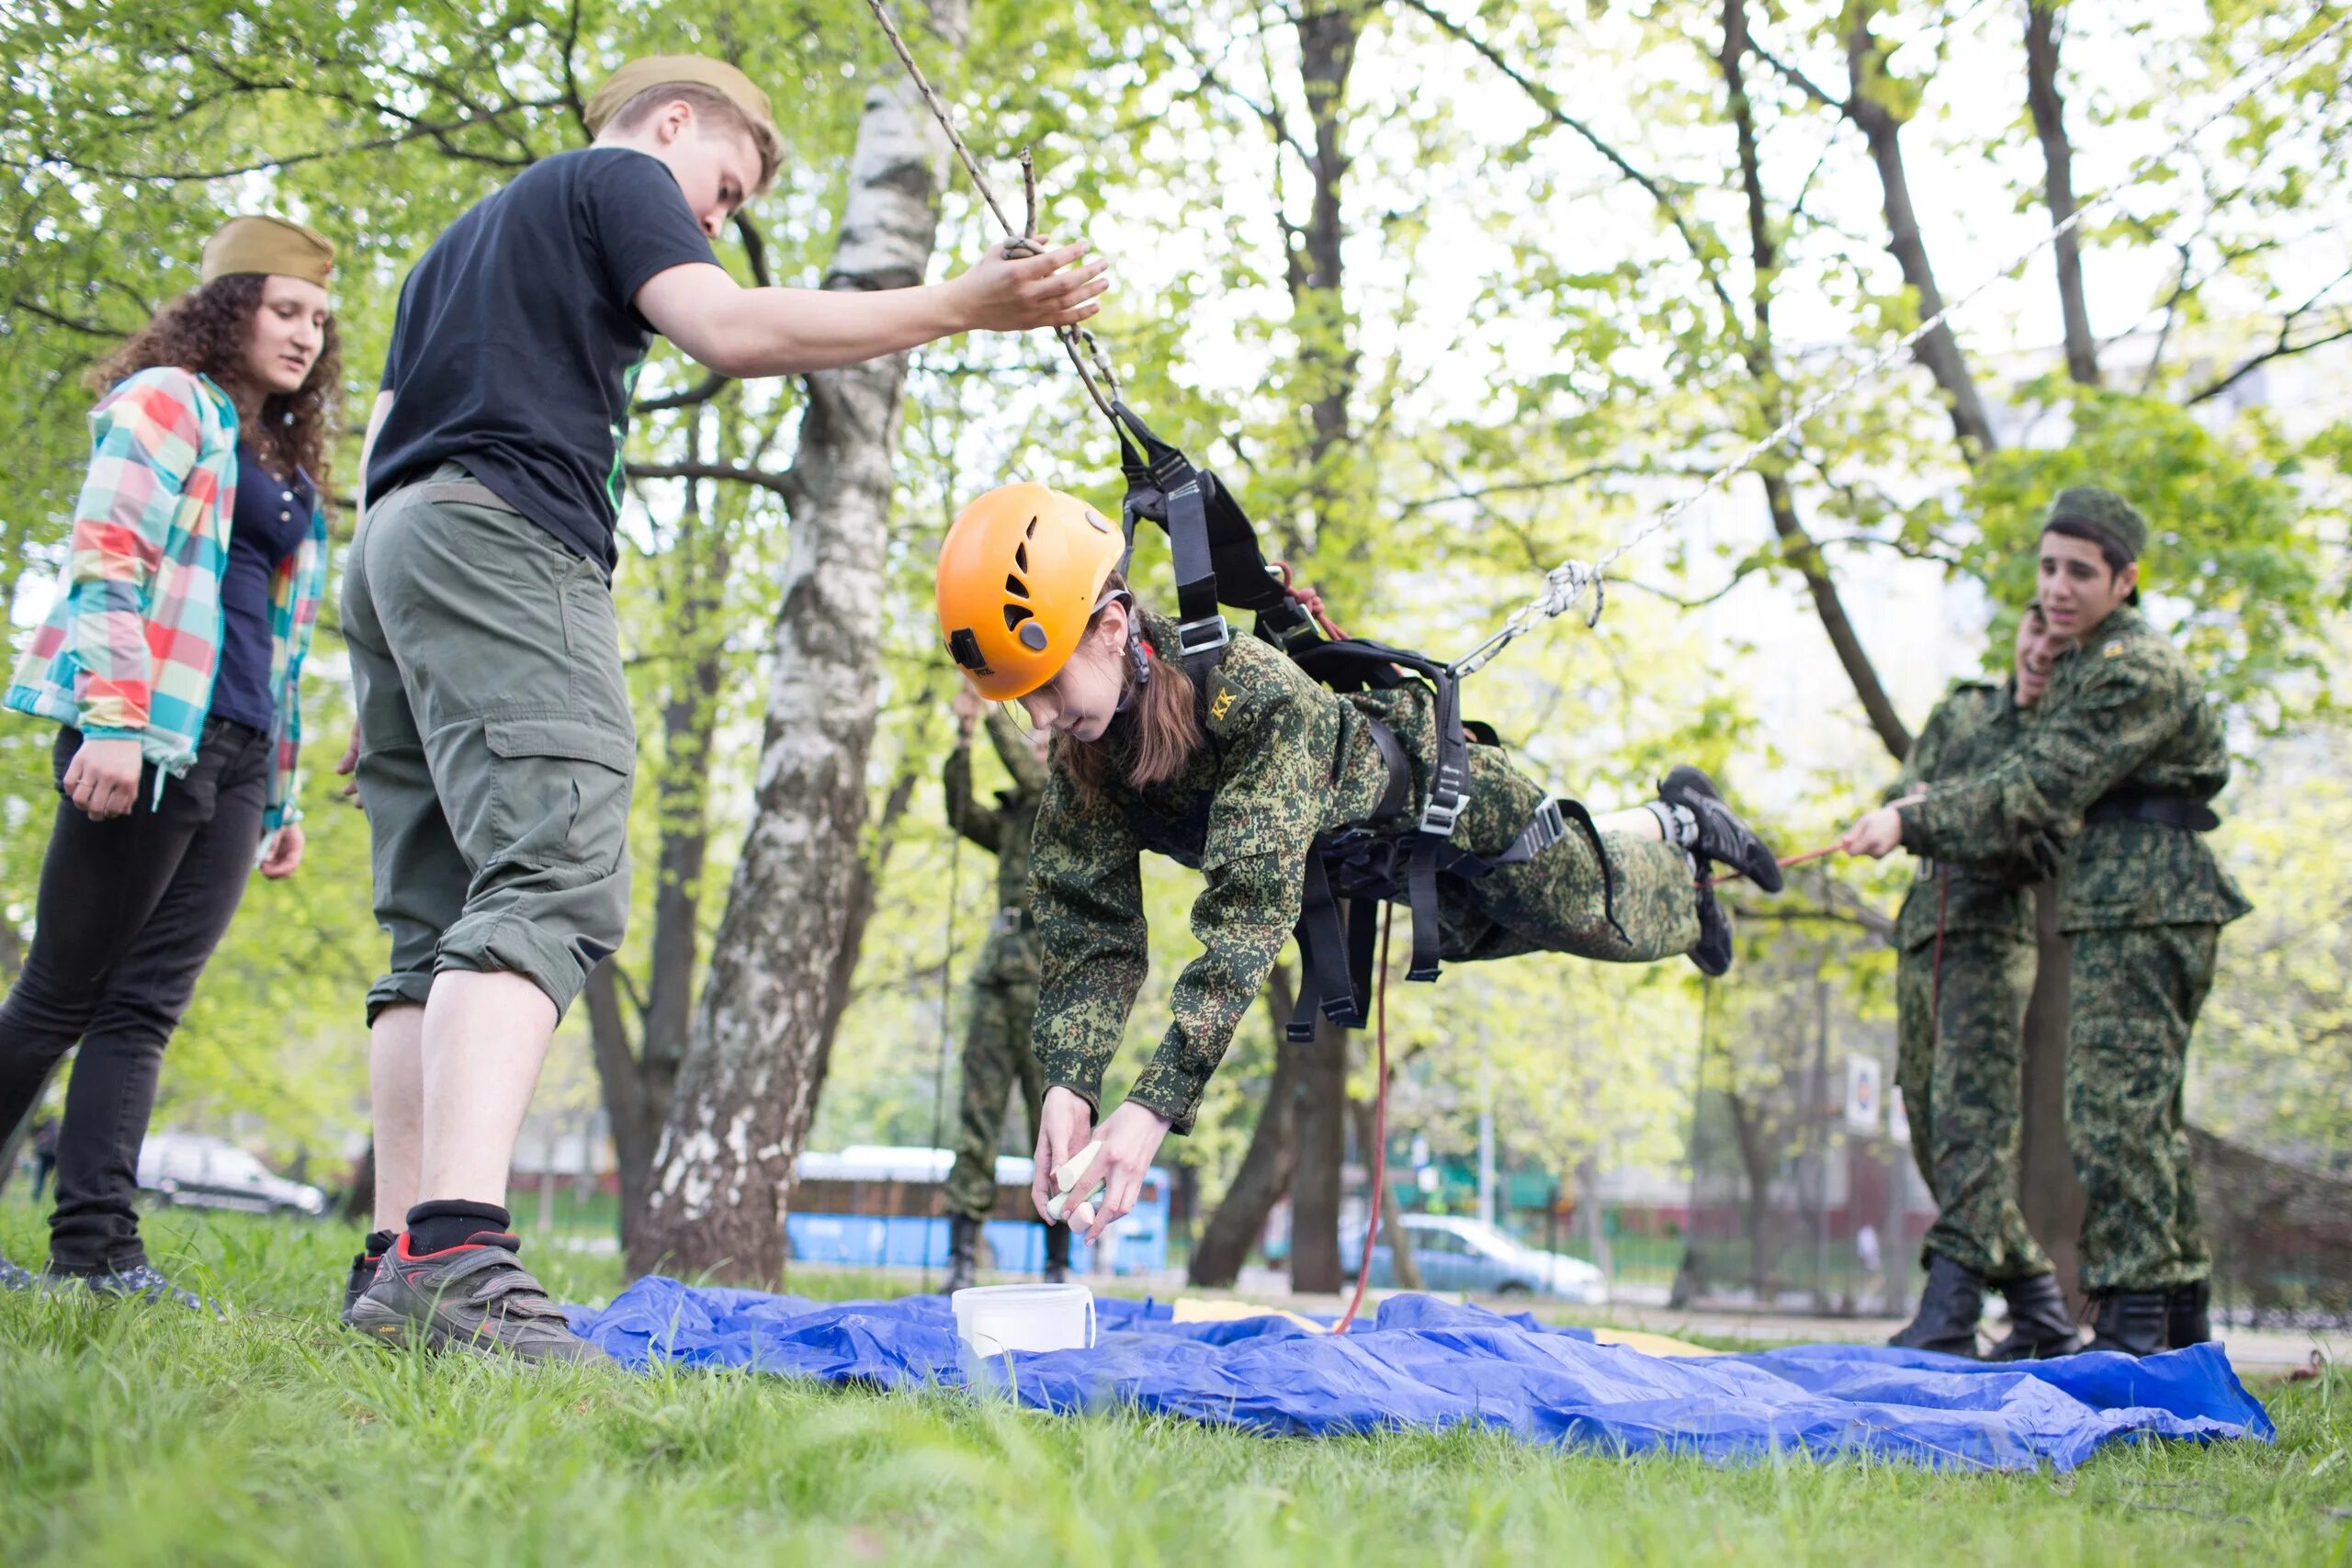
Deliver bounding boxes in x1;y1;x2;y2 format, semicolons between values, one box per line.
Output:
1291;854;1359;1043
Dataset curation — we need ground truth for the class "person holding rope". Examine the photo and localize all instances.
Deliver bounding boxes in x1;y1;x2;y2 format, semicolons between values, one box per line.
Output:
1882;605;2079;1359
1845;490;2250;1356
0;217;334;1304
941;685;1071;1289
934;484;1784;1240
339;55;1108;1361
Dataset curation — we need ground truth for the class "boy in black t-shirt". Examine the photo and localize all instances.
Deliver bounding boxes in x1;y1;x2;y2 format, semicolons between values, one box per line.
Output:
340;56;1107;1360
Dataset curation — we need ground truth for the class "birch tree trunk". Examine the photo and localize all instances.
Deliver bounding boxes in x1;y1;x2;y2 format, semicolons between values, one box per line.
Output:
629;17;959;1282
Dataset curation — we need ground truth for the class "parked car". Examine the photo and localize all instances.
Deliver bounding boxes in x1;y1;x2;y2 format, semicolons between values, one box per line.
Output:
137;1132;327;1219
1350;1213;1610;1304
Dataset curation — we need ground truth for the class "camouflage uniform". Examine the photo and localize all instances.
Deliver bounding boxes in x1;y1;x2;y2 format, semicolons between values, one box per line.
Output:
1899;604;2250;1294
1030;615;1701;1133
1889;678;2052;1282
942;709;1048;1224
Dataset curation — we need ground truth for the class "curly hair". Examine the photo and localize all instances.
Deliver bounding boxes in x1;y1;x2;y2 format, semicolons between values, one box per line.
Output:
90;273;341;489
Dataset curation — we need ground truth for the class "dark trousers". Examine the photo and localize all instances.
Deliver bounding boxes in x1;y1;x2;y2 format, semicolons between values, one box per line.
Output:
0;718;269;1272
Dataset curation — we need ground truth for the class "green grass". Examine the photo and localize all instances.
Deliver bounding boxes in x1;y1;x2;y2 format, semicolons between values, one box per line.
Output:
3;1201;2348;1567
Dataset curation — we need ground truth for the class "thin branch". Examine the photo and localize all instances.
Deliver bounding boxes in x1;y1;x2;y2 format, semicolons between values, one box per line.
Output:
626;460;797;501
1392;0;1741;328
637;373;732;413
7;297;120;338
1748;39;1845;110
16;105;559;183
2186;317;2352;405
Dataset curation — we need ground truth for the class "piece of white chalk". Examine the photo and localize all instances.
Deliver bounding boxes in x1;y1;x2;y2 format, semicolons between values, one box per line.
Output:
1044;1139;1104;1224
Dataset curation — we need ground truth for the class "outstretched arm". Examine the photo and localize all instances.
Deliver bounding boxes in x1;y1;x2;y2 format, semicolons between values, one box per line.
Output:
634;243;1108;379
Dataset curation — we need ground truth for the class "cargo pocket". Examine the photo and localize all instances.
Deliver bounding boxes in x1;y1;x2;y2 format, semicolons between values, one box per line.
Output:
482;715;637;877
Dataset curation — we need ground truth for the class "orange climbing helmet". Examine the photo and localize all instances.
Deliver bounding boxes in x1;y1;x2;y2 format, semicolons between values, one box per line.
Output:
936;482;1125;701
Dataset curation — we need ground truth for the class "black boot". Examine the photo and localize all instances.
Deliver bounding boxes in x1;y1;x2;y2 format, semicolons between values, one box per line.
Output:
1984;1272;2082;1359
945;1213;981;1293
1688;882;1734;977
2166;1280;2212;1348
1042;1222;1071;1284
1889;1252;1984;1357
2085;1291;2169;1356
1658;766;1784;893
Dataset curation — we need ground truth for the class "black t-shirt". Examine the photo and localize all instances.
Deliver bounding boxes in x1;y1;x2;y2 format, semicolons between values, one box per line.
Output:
368;148;718;570
212;442;314;733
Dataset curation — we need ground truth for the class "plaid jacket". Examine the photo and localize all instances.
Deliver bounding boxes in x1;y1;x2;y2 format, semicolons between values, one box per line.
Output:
5;367;329;830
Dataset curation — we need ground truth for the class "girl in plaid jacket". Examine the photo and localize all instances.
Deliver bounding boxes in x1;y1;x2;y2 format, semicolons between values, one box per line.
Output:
0;217;335;1304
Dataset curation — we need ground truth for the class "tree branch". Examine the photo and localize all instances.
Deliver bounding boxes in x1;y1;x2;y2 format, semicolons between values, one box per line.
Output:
8;297;120;338
1392;0;1742;329
627;460;797;501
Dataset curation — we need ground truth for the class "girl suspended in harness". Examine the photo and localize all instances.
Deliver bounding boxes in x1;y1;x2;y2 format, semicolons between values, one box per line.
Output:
934;483;1785;1239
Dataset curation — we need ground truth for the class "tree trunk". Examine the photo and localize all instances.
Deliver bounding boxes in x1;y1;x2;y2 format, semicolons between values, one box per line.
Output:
1720;0;1912;760
1841;3;2003;458
2025;1;2099;387
586;420;732;1250
1189;964;1303;1287
629;24;956;1283
1289;1014;1349;1293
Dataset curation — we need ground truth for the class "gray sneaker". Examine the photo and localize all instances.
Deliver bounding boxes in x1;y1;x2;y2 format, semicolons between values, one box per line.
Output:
0;1252;33;1292
346;1231;608;1364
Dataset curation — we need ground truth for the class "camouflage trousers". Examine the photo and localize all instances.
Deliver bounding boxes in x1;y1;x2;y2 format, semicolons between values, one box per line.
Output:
1895;929;2050;1281
1442;828;1701;966
944;954;1044;1224
2067;923;2217;1293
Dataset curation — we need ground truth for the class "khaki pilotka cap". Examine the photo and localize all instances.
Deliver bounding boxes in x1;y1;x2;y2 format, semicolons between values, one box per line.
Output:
201;216;335;287
583;55;780;188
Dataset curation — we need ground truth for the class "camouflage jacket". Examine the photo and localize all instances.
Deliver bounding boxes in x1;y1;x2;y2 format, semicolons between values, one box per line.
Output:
1898;607;2251;932
1028;615;1539;1134
1888;680;2049;953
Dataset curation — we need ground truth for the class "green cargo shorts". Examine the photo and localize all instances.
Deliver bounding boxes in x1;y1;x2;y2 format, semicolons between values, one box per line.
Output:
342;467;635;1023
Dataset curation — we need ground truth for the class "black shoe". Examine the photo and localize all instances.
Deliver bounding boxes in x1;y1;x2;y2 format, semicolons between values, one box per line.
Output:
2085;1290;2169;1356
1659;766;1784;894
945;1213;980;1293
1890;1252;1985;1357
1688;883;1734;976
1984;1272;2083;1359
2166;1280;2211;1348
1042;1222;1071;1285
340;1230;395;1325
40;1262;209;1313
0;1251;33;1292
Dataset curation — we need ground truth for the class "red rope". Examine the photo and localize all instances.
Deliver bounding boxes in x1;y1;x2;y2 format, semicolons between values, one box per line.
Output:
1272;561;1351;642
1334;905;1393;1335
1700;840;1842;889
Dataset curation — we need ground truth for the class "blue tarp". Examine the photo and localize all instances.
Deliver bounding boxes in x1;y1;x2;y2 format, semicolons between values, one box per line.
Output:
572;1279;2272;1471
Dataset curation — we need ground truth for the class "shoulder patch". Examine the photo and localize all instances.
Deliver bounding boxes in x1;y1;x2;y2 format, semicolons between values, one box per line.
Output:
1204;673;1241;729
2102;641;2125;660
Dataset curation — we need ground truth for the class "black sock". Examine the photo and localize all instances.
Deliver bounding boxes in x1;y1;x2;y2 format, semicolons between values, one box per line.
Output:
358;1228;397;1263
403;1200;514;1256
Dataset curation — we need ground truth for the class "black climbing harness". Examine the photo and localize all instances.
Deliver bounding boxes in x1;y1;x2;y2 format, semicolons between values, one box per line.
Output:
1110;401;1619;1040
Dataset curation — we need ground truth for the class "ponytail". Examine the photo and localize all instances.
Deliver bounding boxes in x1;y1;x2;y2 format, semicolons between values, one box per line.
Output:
1056;581;1204;801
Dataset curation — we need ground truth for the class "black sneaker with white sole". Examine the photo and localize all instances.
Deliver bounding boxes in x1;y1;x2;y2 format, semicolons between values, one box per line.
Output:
1659;765;1784;893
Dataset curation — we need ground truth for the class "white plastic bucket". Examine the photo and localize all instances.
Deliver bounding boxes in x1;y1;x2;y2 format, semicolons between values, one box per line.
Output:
952;1282;1097;1356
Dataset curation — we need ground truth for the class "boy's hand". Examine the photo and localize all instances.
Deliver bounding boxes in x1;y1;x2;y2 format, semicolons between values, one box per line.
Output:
948;240;1109;333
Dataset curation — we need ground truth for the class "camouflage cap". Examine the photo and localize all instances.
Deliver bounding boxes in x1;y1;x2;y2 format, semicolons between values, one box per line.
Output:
200;215;334;288
2044;486;2148;562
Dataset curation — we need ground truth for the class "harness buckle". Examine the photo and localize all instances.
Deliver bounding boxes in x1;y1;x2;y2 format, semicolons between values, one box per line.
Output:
1418;761;1469;839
1524;797;1566;854
1176;615;1232;658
